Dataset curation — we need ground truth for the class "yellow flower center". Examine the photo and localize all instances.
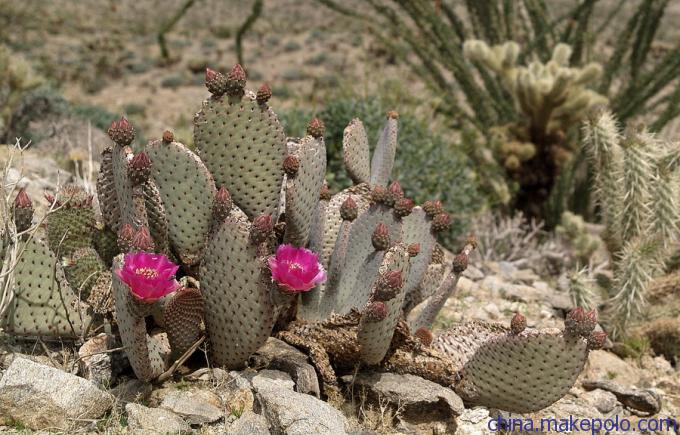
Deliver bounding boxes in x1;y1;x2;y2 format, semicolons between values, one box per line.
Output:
288;262;303;270
135;267;158;278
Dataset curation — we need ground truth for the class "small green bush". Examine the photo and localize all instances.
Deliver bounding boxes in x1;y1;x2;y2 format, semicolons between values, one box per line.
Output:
281;97;480;244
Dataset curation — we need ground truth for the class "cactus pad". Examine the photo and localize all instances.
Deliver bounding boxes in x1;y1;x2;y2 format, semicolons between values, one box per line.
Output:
96;147;122;231
164;287;204;358
200;215;276;368
194;89;287;220
46;187;95;257
63;247;105;300
343;118;371;184
284;135;327;246
146;139;215;264
2;238;88;337
369;115;398;187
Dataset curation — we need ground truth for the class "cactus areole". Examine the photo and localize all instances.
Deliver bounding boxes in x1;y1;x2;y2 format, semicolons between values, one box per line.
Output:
268;244;326;293
114;252;179;301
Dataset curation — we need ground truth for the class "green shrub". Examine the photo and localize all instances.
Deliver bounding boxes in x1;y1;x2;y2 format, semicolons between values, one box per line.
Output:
281;97;480;244
72;104;118;132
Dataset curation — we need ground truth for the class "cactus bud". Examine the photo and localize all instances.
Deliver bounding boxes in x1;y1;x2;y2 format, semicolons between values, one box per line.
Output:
251;214;274;244
13;188;33;233
340;196;358;221
414;327;433;346
131;226;155;252
371;185;389;205
387;180;403;206
431;213;451;232
283;155;300;177
213;186;233;222
510;312;526;334
306;117;325;139
374;269;403;301
386;110;399;119
565;307;596;337
407;243;420;257
587;331;607;350
256;83;272;104
107;116;135;146
226;64;247;96
422;200;443;218
371;223;390;251
319;182;331;201
394;198;414;218
117;224;135;252
44;192;56;206
452;252;468;274
205;68;228;96
364;301;387;322
162;130;174;143
128;152;151;185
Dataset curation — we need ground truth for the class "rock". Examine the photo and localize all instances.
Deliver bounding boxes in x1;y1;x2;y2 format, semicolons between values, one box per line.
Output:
227;411;271;435
250;337;320;397
219;371;256;416
125;403;191;434
0;357;114;430
110;378;153;405
253;369;349;435
78;333;126;386
250;369;296;391
160;388;224;424
456;407;492;435
581;389;619;414
511;269;540;283
582;379;662;415
341;372;462;433
462;264;484;280
584;350;641;386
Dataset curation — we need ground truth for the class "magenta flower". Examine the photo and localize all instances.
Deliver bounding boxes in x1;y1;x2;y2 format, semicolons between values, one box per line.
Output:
115;252;180;301
268;244;326;294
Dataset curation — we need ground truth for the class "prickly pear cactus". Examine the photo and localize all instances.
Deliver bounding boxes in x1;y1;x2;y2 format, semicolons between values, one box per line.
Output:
46;185;95;257
164;287;204;358
2;238;89;337
200;213;276;369
342;118;371;184
194;66;287;220
369;112;398;187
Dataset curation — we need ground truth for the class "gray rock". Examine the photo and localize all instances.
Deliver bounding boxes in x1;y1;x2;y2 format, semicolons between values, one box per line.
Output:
227;411;270;435
0;357;114;430
582;379;662;414
581;389;619;414
125;403;191;434
341;372;463;431
253;369;349;435
250;337;321;397
160;388;224;424
78;333;123;386
456;407;492;435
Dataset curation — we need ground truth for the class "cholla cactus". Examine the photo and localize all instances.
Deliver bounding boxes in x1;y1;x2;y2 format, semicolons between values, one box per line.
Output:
583;109;680;335
1;64;603;414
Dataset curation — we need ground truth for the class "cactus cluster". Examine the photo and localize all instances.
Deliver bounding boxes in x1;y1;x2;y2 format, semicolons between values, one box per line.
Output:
583;109;680;336
1;64;605;413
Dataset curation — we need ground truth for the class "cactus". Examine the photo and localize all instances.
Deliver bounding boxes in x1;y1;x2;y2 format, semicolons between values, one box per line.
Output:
1;65;600;414
583;109;680;335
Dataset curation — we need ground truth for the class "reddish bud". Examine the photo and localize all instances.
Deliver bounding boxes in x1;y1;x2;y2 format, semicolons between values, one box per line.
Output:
510;312;526;334
107;116;135;146
205;67;227;96
394;198;415;218
319;182;331;201
131;226;155;252
422;200;443;218
162;130;174;143
371;223;390;251
213;186;233;222
13;188;33;232
14;188;32;209
251;214;274;244
388;181;403;201
306;117;325;139
374;269;403;301
407;243;420;257
364;301;387;323
565;307;597;337
452;252;469;274
128;152;151;185
587;331;607;350
340;196;358;221
283;155;300;177
431;213;451;232
117;224;136;252
256;83;272;104
414;327;433;346
386;110;399;119
226;64;247;96
371;185;389;205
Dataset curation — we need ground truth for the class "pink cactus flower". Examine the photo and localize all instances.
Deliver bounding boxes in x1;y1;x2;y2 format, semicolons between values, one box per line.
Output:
115;252;180;301
268;244;326;294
